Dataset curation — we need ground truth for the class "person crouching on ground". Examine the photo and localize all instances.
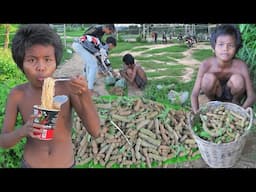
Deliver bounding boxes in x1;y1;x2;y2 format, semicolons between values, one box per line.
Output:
119;53;147;90
191;24;256;114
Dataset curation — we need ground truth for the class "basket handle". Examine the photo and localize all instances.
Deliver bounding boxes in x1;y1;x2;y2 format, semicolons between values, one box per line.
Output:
245;107;253;131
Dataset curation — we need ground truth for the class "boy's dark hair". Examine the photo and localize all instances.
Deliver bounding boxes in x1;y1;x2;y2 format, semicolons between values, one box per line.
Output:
11;24;63;72
105;24;116;33
123;53;134;65
210;24;243;54
106;36;117;46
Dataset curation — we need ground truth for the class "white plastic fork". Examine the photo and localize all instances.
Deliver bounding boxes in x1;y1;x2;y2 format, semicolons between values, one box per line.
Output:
54;78;70;82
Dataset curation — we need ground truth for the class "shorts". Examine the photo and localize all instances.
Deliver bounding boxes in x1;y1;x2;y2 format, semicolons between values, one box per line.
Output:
215;79;233;102
20;157;76;168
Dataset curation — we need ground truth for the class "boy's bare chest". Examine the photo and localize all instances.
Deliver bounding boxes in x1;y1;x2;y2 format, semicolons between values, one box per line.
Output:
18;92;42;122
210;65;237;80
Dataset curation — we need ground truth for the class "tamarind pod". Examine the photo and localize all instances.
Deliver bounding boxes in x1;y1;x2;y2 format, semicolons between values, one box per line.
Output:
134;98;143;111
147;120;154;130
93;158;98;165
138;132;161;146
135;138;142;160
80;133;89;147
105;138;121;144
118;110;132;116
105;133;115;139
106;160;116;168
99;144;110;154
147;111;159;119
95;153;105;161
165;124;179;143
105;143;115;163
99;159;106;166
170;117;178;126
140;140;157;150
96;103;112;109
114;131;122;138
95;137;104;144
206;112;222;118
159;123;169;143
130;148;136;163
167;153;176;159
121;160;133;166
134;116;146;123
127;129;138;137
75;119;82;131
110;154;122;161
112;114;131;122
136;119;151;130
125;122;135;128
110;109;118;115
184;139;196;145
142;148;152;168
147;148;160;155
117;157;122;164
200;114;221;137
158;145;171;151
140;128;156;139
148;153;166;161
77;156;93;165
155;118;161;140
92;140;98;154
77;143;88;157
164;118;170;125
180;134;188;142
230;111;245;120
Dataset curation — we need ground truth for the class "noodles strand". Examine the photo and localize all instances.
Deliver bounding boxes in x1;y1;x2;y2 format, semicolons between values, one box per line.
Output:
41;77;55;109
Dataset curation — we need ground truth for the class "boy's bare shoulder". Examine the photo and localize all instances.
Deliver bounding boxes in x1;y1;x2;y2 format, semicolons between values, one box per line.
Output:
200;56;216;68
9;83;29;96
233;58;247;66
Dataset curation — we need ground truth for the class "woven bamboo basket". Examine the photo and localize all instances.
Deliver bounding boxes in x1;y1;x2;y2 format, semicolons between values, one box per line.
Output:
189;101;253;168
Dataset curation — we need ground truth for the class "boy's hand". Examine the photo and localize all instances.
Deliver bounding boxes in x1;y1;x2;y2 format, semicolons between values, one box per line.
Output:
69;75;89;96
21;115;43;139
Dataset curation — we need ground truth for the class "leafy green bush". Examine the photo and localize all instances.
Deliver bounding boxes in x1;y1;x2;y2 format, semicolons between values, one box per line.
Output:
238;24;256;85
0;48;26;168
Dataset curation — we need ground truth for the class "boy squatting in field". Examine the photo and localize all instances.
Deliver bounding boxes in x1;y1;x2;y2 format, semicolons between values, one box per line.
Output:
119;53;148;90
191;24;256;114
0;24;100;168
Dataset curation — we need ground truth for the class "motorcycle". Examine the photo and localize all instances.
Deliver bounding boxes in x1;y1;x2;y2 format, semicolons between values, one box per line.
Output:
185;36;197;48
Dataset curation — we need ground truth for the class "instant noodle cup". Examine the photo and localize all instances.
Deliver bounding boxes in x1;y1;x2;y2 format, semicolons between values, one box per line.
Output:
33;105;60;140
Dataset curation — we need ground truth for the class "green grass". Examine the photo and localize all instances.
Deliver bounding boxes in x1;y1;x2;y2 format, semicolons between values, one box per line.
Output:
66;30;85;37
108;56;123;69
145;44;188;54
131;47;150;51
192;49;213;61
146;65;184;77
136;53;182;62
110;42;149;54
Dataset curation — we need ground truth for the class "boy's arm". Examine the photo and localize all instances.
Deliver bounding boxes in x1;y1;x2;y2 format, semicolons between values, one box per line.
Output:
69;76;100;138
0;90;27;148
241;63;256;108
191;63;206;113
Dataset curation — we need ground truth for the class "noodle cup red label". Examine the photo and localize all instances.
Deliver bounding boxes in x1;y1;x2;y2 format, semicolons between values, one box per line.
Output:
33;105;60;140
